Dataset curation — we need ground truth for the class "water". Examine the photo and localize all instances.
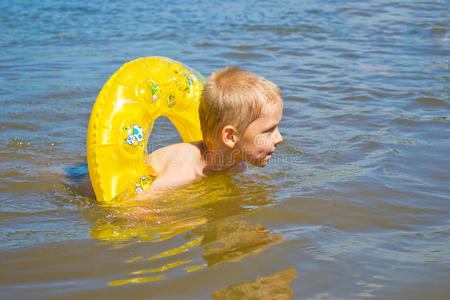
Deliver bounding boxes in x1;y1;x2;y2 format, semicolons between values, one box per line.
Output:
1;0;449;298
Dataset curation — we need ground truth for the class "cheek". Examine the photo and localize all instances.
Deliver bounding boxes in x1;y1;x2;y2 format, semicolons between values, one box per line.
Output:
254;134;271;150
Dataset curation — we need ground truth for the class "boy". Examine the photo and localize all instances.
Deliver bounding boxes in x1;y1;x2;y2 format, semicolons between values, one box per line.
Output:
136;66;283;198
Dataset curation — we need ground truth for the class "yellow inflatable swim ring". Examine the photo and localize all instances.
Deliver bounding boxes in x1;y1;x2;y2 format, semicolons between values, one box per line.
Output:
87;57;204;204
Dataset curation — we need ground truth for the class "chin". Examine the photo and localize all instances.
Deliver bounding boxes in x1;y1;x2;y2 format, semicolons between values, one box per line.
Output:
245;153;271;167
252;159;269;167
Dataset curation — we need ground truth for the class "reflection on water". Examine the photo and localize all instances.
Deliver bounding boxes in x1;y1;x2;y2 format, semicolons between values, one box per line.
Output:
195;220;283;267
104;218;285;287
84;169;278;244
91;217;207;245
75;168;285;287
211;267;297;300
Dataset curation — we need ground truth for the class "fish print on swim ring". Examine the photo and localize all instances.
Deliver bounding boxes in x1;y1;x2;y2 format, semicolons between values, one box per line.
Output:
124;124;144;147
135;175;153;194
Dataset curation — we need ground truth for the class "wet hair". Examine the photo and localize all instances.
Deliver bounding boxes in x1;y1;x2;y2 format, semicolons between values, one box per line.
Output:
199;66;282;149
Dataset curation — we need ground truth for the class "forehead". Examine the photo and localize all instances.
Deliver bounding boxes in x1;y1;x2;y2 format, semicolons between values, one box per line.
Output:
260;100;283;120
251;100;283;127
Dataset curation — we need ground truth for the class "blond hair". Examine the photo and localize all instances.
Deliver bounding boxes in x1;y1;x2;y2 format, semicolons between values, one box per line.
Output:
199;66;282;149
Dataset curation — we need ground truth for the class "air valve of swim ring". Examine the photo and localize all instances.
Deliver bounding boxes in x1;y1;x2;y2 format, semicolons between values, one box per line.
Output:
87;57;204;205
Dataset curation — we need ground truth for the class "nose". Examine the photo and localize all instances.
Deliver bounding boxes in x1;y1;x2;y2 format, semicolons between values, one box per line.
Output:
273;128;283;145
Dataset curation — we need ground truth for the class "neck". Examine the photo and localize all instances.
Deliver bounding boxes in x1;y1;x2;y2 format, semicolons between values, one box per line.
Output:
199;142;240;174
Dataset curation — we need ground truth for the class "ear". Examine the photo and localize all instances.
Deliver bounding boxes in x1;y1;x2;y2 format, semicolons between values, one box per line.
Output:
221;125;238;149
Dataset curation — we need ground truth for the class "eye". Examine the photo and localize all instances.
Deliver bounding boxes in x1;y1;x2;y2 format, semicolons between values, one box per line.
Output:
264;125;277;133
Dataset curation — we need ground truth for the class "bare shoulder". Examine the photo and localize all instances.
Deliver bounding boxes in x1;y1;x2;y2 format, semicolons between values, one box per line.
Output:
146;142;201;176
144;142;203;191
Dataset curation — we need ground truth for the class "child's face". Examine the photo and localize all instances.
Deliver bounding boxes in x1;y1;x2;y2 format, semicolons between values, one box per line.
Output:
237;100;283;167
